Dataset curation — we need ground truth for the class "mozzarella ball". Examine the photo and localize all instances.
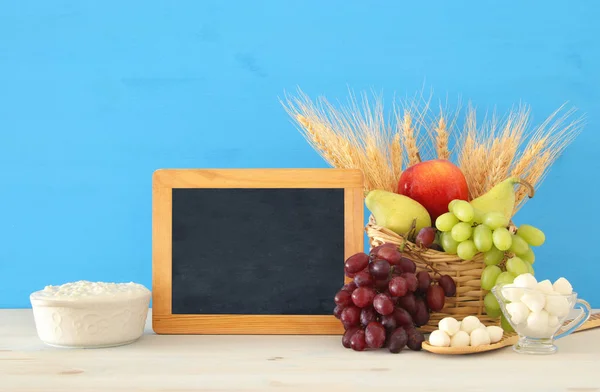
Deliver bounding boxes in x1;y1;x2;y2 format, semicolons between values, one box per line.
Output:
544;295;570;318
536;280;554;294
506;301;530;325
501;284;524;302
438;317;461;337
429;330;451;347
553;277;573;295
450;330;470;347
486;326;504;343
527;310;550;334
514;273;538;289
521;291;546;313
460;316;481;334
470;328;491;347
548;314;559;328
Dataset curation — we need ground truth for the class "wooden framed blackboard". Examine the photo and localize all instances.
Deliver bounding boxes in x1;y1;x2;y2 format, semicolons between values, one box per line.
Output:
152;168;364;334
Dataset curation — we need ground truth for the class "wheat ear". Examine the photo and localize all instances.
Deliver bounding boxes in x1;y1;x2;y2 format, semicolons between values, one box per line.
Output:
402;112;421;166
435;116;450;160
390;132;403;185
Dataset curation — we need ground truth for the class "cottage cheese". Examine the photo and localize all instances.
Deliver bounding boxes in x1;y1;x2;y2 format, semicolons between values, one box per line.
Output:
32;280;150;301
30;280;151;348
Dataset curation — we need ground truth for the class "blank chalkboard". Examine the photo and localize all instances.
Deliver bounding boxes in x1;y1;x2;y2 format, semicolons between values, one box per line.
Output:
171;188;344;315
152;168;364;335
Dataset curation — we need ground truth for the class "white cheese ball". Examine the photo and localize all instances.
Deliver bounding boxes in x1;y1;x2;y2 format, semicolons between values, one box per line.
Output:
438;317;461;337
544;295;570;318
536;280;554;294
548;314;559;329
470;328;491;347
460;316;481;334
514;273;538;289
506;301;530;325
553;277;573;295
429;330;451;347
501;284;524;302
521;291;546;313
450;330;470;347
486;326;504;343
527;310;550;334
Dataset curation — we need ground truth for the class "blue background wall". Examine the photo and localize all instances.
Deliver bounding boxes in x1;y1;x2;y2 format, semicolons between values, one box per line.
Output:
1;1;599;308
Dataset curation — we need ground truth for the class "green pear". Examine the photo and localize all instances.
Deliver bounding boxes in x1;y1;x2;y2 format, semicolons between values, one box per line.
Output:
366;190;432;236
470;177;534;220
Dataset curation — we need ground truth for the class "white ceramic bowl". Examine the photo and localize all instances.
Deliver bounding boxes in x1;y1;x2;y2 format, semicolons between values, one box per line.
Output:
30;280;151;348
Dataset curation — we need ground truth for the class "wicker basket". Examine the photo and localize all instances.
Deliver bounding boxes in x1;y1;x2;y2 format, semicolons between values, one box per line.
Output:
366;215;502;333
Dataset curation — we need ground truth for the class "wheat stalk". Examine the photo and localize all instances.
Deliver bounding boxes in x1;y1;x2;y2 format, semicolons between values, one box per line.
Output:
390;132;403;185
281;88;583;207
295;114;345;168
513;151;551;213
512;136;548;179
513;105;584;211
435;116;450;160
458;107;480;198
401;112;421;166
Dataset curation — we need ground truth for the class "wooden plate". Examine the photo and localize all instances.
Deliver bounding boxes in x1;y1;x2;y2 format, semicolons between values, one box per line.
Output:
422;313;600;355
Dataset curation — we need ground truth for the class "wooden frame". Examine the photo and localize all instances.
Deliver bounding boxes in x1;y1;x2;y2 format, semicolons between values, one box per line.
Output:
152;168;364;335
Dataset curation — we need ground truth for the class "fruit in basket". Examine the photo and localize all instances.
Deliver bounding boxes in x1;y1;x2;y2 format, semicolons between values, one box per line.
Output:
369;259;391;279
506;257;529;276
365;190;432;236
483;211;509;230
389;276;408;297
416;271;432;293
435;212;460;232
450;200;475;222
492;227;512;251
365;321;387;348
457;240;477;260
397;159;469;221
481;265;502;290
426;285;445;311
350;330;367;351
351;287;376;308
415;227;436;247
373;294;394;315
451;222;473;242
336;251;457;353
473;225;493;252
440;232;459;254
469;177;534;220
520;248;535;264
438;275;457;296
432;189;549;321
344;252;369;274
484;292;502;318
509;234;530;255
484;247;504;265
373;245;402;264
516;224;546;246
388;328;408;353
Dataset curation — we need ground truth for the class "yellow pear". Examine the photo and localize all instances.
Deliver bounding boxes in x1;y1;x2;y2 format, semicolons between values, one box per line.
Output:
366;190;432;236
470;177;535;220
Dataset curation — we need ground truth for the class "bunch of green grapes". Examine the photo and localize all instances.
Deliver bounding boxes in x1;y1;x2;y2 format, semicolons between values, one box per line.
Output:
435;200;546;318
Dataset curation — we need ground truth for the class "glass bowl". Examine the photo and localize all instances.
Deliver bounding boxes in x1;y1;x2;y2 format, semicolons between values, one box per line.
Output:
492;283;591;355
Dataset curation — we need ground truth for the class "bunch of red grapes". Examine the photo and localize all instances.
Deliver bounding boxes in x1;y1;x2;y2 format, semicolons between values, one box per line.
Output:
334;243;457;353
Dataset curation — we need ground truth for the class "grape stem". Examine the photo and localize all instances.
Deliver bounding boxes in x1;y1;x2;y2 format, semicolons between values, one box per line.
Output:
410;253;441;276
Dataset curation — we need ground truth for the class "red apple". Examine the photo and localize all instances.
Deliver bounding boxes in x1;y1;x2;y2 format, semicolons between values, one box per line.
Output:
397;159;469;221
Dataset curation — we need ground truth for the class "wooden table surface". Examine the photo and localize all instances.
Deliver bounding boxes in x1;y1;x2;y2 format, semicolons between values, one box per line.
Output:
1;309;598;392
